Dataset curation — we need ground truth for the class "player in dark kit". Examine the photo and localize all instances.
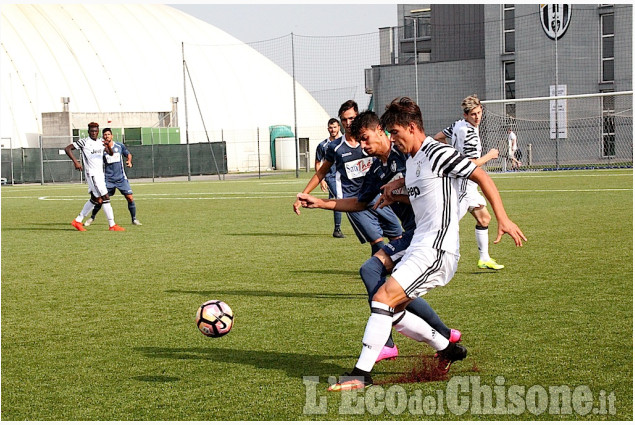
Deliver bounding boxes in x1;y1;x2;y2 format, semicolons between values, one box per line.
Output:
294;100;402;256
84;128;141;226
324;97;525;391
297;111;461;362
315;118;344;238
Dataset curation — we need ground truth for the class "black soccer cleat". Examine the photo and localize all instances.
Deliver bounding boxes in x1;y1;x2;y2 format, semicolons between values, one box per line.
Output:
332;228;345;238
435;342;468;373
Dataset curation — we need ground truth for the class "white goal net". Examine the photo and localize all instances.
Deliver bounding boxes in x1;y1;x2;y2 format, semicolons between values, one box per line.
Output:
479;91;632;171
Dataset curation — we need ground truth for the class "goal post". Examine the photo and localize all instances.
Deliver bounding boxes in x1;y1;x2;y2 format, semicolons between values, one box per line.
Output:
480;91;633;171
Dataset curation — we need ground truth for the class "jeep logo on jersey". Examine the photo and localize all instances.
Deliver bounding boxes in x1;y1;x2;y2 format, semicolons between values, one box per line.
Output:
540;4;572;40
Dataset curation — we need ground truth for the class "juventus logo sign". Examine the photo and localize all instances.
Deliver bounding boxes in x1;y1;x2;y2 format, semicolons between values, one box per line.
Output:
540;4;572;40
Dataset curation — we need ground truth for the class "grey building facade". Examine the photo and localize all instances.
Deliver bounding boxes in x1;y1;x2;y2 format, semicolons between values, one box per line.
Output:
370;4;632;167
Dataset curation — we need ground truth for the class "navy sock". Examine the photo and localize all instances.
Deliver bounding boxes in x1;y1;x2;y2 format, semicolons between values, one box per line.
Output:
333;210;342;229
359;256;394;347
370;241;385;256
91;203;102;219
128;201;136;221
405;297;451;340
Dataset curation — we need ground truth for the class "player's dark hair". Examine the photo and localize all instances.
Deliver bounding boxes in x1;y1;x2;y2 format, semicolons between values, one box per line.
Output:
380;97;424;132
88;122;99;129
102;128;112;134
338;100;358;119
350;110;380;140
327;118;340;126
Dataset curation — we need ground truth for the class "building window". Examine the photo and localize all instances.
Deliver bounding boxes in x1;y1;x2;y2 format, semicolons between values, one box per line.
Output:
403;12;431;39
601;13;614;82
503;60;516;117
602;93;616;157
503;4;515;54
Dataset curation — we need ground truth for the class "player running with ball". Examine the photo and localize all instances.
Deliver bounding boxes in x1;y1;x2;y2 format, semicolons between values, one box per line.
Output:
326;97;526;391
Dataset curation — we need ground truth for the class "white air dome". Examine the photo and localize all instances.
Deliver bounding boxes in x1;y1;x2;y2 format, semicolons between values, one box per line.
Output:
0;4;329;170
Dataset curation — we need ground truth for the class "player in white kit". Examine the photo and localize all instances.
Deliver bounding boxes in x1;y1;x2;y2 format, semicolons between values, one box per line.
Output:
434;95;503;270
328;97;526;391
64;122;125;232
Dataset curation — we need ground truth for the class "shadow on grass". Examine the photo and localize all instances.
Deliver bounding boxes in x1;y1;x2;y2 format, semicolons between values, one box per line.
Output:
166;289;365;300
134;346;366;379
225;232;331;237
132;375;180;383
290;269;360;277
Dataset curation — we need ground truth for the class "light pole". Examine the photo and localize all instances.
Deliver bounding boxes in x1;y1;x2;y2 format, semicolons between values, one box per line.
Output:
405;16;419;105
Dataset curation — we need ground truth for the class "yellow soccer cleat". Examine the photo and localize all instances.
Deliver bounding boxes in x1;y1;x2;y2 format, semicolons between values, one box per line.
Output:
477;258;504;270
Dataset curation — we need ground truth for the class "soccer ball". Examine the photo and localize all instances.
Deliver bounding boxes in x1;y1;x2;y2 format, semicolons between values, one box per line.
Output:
195;300;234;338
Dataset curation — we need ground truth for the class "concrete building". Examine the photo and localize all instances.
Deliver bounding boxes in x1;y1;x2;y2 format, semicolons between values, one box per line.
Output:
370;4;632;161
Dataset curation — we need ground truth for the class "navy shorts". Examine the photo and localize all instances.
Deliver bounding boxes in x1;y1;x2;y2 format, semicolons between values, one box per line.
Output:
347;195;403;244
382;229;415;264
107;179;133;196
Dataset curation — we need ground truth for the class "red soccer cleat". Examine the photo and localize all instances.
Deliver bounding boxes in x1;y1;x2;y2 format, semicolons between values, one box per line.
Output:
71;220;86;232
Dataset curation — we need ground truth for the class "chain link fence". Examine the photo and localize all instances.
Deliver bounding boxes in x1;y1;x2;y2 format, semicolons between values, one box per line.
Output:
2;5;632;184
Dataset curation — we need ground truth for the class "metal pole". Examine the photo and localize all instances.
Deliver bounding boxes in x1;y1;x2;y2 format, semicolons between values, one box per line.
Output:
39;135;44;185
151;131;155;183
291;32;299;178
9;137;14;185
182;42;191;181
257;127;261;179
554;6;559;170
413;18;419;105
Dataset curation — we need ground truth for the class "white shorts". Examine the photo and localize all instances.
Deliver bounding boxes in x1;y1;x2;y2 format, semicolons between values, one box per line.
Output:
459;185;486;220
86;174;108;198
391;245;459;299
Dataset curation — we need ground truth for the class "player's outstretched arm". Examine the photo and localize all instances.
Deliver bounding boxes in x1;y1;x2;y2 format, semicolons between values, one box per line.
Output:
472;148;499;167
293;160;333;215
469;167;527;247
432;131;448;143
297;193;366;212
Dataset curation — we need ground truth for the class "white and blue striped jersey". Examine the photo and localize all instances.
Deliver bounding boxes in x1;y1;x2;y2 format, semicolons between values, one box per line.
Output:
72;137;105;177
442;119;482;200
405;137;477;256
324;134;373;198
103;142;130;183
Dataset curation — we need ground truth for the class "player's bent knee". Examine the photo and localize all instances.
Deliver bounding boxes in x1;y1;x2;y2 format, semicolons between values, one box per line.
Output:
372;278;408;308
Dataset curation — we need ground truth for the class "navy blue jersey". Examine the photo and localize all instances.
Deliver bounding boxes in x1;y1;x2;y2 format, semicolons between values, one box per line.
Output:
358;145;416;231
315;138;336;177
324;135;373;198
103;142;130;183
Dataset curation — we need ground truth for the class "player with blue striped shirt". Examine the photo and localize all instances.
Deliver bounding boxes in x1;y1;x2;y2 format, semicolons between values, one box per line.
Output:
294;100;402;256
84;128;141;226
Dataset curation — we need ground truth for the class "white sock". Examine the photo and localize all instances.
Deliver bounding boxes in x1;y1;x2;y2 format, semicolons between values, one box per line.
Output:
476;226;490;262
355;301;393;373
393;311;449;351
102;202;116;227
76;201;94;222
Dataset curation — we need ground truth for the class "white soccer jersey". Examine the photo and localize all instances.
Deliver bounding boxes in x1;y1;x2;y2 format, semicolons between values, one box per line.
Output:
72;137;105;177
442;119;481;160
405;137;477;256
443;119;482;202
